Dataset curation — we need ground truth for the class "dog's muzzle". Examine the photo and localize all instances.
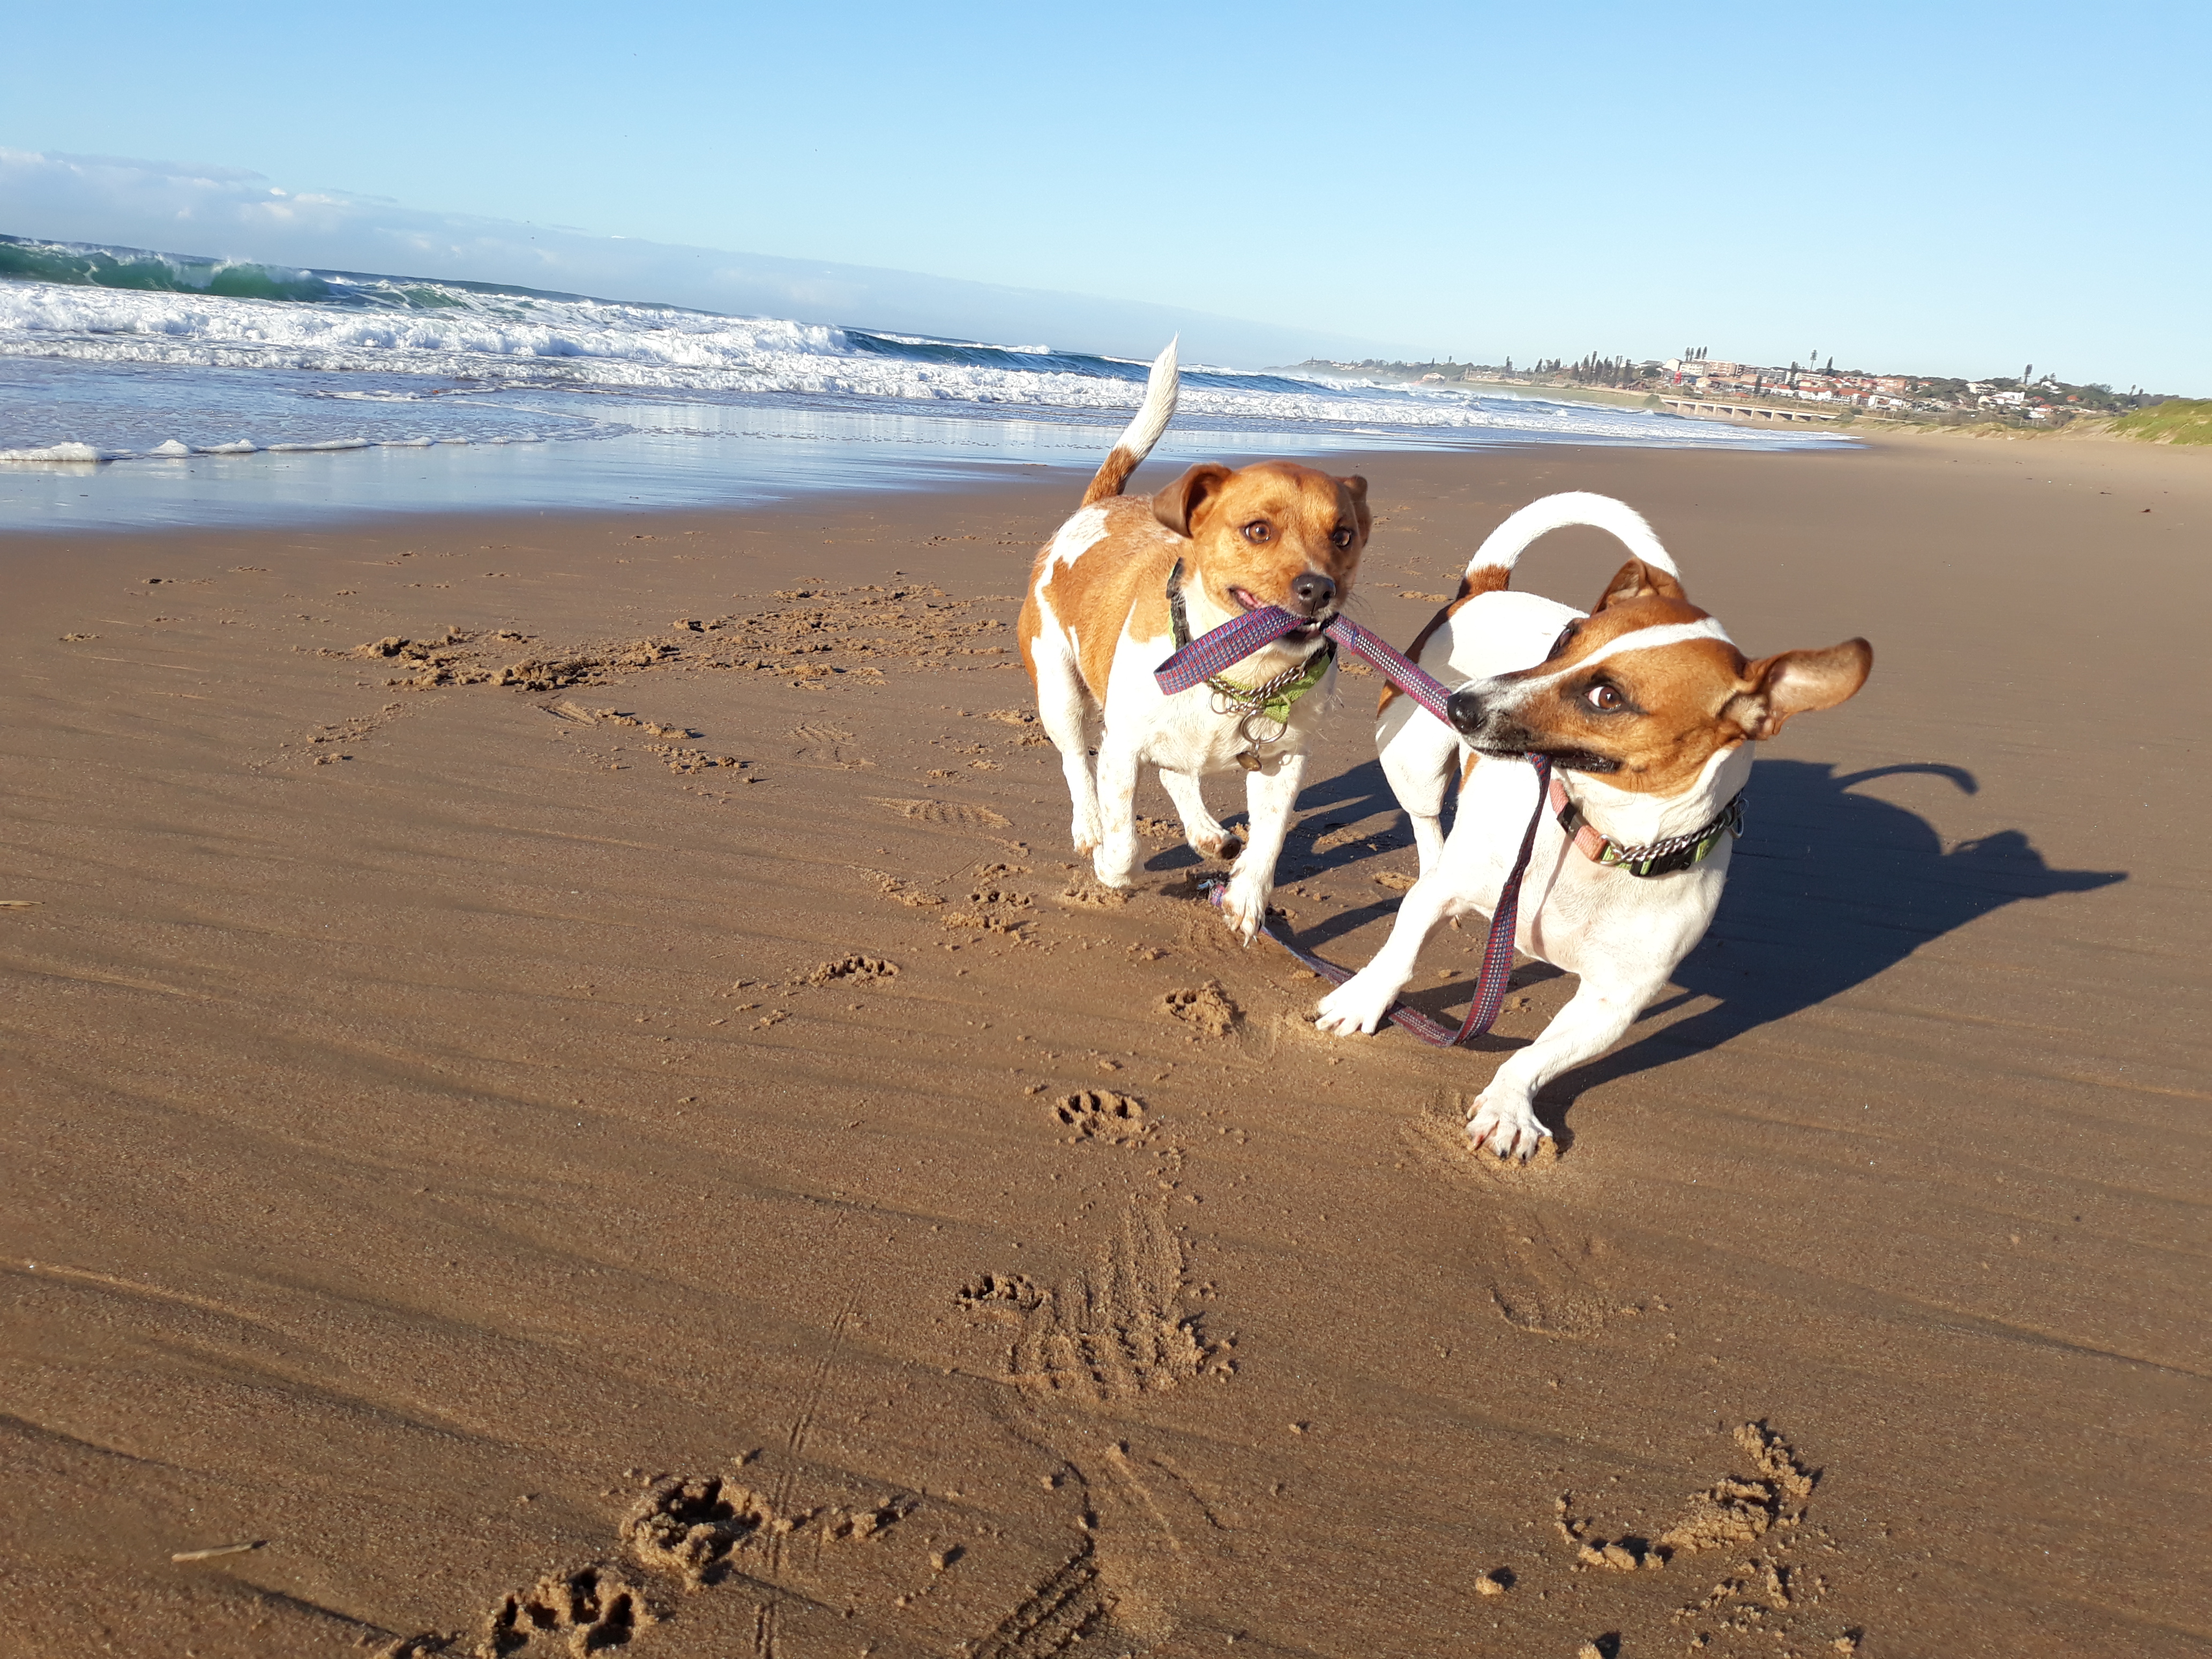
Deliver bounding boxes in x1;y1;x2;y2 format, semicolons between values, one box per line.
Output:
1291;571;1336;617
1446;685;1489;737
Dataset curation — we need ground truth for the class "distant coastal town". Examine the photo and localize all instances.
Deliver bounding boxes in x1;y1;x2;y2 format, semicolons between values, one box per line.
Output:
1297;348;2198;435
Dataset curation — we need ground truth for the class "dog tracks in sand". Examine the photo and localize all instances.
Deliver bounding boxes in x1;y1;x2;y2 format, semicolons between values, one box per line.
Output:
1051;1090;1155;1146
316;579;1021;796
1158;981;1240;1040
378;1461;916;1658
963;1201;1232;1406
871;796;1012;831
1543;1421;1864;1656
1396;1106;1628;1340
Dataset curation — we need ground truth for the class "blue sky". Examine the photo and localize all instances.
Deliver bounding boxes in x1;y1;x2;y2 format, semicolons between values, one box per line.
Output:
3;1;2206;388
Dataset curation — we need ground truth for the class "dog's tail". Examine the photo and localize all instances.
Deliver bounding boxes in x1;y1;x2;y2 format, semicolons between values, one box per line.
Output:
1460;491;1676;594
1079;338;1179;506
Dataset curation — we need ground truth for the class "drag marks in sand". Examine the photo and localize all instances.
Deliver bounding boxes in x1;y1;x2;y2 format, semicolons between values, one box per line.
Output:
967;1537;1115;1658
956;1430;1234;1656
967;1202;1230;1403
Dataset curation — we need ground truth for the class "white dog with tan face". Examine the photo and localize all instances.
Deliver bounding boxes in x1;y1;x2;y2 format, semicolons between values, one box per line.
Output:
1018;343;1370;939
1315;493;1872;1158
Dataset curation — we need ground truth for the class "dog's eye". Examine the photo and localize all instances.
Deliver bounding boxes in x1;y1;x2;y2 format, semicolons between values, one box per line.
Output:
1546;624;1578;661
1240;521;1272;544
1585;682;1625;712
1330;526;1354;550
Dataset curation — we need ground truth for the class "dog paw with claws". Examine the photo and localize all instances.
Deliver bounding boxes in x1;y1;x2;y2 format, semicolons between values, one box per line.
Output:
1468;1092;1551;1161
1315;973;1395;1036
1217;873;1270;943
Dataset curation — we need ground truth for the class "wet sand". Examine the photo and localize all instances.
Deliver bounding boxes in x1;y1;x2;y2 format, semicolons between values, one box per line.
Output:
1;434;2206;1657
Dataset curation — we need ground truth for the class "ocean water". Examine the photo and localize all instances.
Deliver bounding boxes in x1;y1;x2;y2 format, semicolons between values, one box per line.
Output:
0;236;1842;529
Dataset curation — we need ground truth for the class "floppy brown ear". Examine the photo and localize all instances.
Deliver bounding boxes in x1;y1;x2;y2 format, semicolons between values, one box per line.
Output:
1726;639;1873;741
1595;557;1687;609
1152;464;1232;538
1339;474;1372;540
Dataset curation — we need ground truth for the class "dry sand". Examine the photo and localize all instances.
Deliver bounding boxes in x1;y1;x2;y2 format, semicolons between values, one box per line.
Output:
1;434;2206;1657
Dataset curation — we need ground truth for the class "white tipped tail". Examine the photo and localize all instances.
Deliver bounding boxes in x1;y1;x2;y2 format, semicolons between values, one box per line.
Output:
1464;491;1677;579
1080;338;1179;505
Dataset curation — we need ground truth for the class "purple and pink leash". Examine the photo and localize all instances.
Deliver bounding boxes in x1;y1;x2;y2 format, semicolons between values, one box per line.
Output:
1153;604;1549;1047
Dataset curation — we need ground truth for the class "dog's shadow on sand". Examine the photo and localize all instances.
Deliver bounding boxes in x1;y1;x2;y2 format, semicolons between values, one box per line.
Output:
1264;758;2127;1117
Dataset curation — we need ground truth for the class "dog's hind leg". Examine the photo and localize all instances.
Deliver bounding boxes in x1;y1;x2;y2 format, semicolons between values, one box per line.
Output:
1033;635;1103;854
1378;693;1458;878
1088;725;1141;885
1157;767;1242;862
1090;731;1145;888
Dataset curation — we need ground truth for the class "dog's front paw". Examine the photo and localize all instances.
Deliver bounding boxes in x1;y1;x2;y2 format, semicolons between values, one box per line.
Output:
1216;873;1269;943
1314;972;1395;1036
1071;809;1102;856
1467;1091;1551;1161
1090;840;1139;890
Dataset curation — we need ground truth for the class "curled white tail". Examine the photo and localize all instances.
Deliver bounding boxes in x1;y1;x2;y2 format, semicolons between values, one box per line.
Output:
1464;491;1676;580
1080;338;1179;505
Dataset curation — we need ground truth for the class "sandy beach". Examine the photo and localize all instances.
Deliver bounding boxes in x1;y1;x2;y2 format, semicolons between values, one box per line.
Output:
2;432;2207;1657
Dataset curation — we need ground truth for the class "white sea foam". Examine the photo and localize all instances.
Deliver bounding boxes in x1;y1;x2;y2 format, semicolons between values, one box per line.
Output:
0;440;112;462
0;280;1818;449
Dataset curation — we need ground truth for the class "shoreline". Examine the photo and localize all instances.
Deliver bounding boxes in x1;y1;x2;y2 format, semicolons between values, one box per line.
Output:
0;353;1851;536
3;437;2206;1656
0;417;1860;541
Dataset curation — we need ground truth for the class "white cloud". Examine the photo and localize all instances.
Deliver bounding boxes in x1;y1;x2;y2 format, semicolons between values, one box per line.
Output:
0;149;1390;367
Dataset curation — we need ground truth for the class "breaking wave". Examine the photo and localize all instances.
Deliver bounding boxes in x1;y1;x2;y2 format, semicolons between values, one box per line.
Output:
1;233;1830;461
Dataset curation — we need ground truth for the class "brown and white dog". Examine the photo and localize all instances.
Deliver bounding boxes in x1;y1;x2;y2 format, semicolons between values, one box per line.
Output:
1314;492;1872;1156
1018;342;1371;938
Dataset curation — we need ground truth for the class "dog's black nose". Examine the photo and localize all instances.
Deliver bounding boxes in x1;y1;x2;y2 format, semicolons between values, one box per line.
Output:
1446;686;1488;735
1291;572;1336;615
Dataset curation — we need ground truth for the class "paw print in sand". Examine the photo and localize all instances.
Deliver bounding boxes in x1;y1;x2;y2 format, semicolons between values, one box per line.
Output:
472;1563;653;1656
1052;1090;1152;1145
1160;981;1239;1037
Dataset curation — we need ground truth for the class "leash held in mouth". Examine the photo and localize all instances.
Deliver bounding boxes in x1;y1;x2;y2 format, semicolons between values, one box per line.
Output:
1162;592;1742;1042
1165;561;1336;768
1156;597;1744;877
1154;592;1453;723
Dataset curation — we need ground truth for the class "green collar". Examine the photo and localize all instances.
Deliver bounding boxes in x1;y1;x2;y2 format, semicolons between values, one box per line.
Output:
1166;559;1336;726
1551;773;1746;878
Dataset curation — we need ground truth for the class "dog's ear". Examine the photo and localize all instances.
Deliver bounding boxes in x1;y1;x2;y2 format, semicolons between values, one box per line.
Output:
1725;639;1873;740
1337;474;1371;541
1595;557;1687;610
1153;464;1232;539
